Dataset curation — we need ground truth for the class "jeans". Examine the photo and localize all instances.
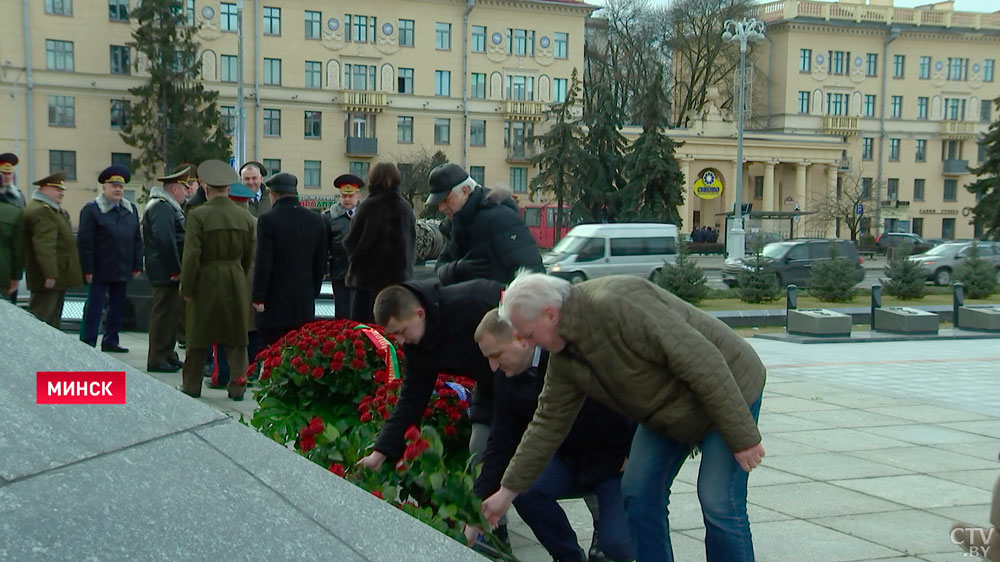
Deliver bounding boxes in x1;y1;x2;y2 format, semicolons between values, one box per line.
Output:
621;395;762;562
80;281;127;347
514;455;633;562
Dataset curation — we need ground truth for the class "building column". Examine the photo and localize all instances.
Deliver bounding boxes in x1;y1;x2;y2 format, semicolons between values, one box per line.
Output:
763;161;776;212
826;163;838;216
794;162;807;211
679;158;692;229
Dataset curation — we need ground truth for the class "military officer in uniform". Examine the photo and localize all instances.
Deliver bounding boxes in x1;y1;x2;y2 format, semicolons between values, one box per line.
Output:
252;172;327;349
143;167;189;373
0;176;23;303
179;160;255;400
0;153;26;208
322;174;363;319
240;161;271;218
23;172;83;327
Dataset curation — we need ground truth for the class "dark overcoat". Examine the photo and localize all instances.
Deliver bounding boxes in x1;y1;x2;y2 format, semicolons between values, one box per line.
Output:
77;198;143;283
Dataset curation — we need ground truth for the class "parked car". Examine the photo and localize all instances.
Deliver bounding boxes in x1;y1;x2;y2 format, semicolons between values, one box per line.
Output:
544;223;679;283
874;232;933;255
722;239;864;288
906;241;1000;285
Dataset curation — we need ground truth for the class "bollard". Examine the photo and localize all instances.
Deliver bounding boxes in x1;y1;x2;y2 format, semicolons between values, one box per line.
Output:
953;282;964;328
871;284;882;331
786;284;798;311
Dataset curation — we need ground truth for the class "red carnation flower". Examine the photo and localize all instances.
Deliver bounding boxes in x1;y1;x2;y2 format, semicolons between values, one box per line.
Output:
237;376;247;386
299;435;316;452
387;395;398;405
444;424;457;436
296;364;309;375
404;426;421;441
328;463;346;477
330;360;343;371
433;398;448;410
371;490;384;499
335;334;346;342
307;416;324;436
291;356;303;367
422;408;433;418
448;409;462;422
333;351;346;361
351;358;365;369
403;443;422;461
311;367;324;378
360;412;373;423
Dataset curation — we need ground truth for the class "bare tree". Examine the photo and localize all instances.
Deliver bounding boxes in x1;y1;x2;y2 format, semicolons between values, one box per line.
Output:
666;0;755;127
812;169;880;241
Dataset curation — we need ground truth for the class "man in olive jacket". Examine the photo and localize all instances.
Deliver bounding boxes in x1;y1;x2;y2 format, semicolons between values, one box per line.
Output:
23;172;83;327
179;160;255;400
0;193;23;303
483;273;766;562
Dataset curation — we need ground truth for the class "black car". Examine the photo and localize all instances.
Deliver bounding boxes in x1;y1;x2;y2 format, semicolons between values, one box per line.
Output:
875;232;933;255
723;239;865;288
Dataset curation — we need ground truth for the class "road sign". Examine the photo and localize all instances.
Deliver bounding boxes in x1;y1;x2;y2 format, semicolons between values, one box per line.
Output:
856;203;864;215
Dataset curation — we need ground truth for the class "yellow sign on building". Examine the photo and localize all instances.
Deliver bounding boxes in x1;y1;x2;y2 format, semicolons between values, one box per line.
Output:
693;170;724;200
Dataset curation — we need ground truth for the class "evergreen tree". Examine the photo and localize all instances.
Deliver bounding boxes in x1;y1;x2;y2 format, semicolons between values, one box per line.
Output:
955;243;998;298
121;0;231;191
807;247;859;302
652;242;708;304
620;63;685;226
737;254;780;303
882;253;926;300
577;81;627;223
530;68;587;244
967;96;1000;240
397;149;448;217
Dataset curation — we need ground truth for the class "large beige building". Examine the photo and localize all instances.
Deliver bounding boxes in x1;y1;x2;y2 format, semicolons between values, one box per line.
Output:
0;0;593;222
749;0;1000;240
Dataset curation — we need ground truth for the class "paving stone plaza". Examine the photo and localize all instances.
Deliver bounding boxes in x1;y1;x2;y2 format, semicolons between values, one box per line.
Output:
4;300;999;561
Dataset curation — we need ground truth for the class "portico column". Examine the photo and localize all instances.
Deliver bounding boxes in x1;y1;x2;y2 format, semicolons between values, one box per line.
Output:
763;161;776;212
678;158;692;229
794;163;807;211
825;163;838;221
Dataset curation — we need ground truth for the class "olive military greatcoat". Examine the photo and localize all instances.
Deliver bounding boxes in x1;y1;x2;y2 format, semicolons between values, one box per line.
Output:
23;198;83;291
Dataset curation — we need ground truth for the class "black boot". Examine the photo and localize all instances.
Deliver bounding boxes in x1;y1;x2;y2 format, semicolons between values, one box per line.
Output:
588;528;609;562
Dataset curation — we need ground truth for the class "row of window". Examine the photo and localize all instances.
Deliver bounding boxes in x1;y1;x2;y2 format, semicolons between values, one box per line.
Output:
855;176;968;203
797;91;993;122
860;137;986;164
48;0;196;25
799;49;995;82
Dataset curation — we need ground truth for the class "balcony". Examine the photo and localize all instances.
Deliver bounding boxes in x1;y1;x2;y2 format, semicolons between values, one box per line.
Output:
346;137;378;157
339;90;388;113
943;159;969;175
506;144;537;163
822;116;859;136
940;121;977;139
502;100;546;121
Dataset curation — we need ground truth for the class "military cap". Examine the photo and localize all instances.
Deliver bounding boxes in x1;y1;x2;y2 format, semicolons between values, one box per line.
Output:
156;166;191;184
333;174;364;195
99;165;131;185
265;172;298;195
239;161;267;176
0;153;18;173
175;162;198;182
198;159;239;188
33;171;67;190
228;182;256;199
426;163;472;206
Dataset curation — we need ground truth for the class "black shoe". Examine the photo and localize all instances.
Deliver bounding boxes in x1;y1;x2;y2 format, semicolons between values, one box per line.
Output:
175;385;200;398
147;362;181;373
102;344;130;353
177;341;187;349
206;379;228;390
228;392;245;401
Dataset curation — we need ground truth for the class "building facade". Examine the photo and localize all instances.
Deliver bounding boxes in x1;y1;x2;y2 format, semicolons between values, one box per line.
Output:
0;0;594;222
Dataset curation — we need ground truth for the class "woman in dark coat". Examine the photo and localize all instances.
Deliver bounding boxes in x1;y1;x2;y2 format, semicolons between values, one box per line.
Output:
343;162;416;323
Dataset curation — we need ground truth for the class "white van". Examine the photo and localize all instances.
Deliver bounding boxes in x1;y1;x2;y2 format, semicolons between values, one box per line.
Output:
543;223;680;283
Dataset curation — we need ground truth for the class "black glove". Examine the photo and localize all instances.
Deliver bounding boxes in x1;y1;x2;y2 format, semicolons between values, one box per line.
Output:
454;257;492;280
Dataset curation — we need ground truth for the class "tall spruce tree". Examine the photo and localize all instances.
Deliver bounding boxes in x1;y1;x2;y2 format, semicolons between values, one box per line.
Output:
620;64;685;226
530;68;587;243
967;96;1000;239
578;80;628;222
121;0;231;188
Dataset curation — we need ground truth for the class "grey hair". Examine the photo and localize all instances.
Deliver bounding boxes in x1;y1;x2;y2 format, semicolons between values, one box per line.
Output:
499;270;572;322
451;176;477;198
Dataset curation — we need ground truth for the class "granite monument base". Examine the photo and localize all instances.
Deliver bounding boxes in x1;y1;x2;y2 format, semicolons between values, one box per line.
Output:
874;306;939;334
787;308;852;337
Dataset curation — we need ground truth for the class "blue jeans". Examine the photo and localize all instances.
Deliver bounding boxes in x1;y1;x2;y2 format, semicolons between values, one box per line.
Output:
621;395;762;562
80;281;127;348
513;455;634;562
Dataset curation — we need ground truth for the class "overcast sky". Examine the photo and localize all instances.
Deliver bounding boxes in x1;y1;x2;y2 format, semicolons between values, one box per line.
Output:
622;0;997;12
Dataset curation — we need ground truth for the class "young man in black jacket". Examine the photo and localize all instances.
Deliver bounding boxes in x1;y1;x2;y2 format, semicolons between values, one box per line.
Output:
470;309;635;562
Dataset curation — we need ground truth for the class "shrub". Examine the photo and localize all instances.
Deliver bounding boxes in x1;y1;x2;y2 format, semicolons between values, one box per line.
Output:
652;243;709;304
737;254;781;303
883;254;926;299
955;243;998;299
807;247;858;302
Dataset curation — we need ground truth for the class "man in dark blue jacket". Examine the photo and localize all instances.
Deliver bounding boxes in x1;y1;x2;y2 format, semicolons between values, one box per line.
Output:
470;309;635;562
77;165;142;352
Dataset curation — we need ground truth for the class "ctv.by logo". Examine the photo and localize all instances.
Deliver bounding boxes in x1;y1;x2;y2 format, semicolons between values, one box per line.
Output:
950;526;995;558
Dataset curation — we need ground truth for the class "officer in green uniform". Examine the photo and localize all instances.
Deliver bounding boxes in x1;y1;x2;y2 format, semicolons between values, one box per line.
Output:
0;179;23;303
22;172;83;327
179;160;255;400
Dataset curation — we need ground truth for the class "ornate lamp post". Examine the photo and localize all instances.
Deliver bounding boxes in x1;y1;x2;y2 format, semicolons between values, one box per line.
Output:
722;18;765;263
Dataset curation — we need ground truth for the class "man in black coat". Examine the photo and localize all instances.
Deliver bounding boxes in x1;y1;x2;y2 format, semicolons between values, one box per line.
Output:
470;309;635;562
143;166;190;372
251;173;327;349
322;174;363;319
357;278;501;468
425;163;542;286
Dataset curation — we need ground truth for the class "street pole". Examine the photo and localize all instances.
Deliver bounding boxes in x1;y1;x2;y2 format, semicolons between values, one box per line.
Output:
235;0;246;167
722;18;765;263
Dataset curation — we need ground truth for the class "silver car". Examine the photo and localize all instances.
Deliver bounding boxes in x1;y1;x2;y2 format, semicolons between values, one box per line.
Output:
907;241;1000;285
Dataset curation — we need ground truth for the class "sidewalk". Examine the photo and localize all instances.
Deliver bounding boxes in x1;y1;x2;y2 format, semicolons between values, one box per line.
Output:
113;332;1000;561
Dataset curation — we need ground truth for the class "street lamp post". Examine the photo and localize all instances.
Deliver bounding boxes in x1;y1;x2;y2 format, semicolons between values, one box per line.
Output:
722;18;765;263
235;0;246;167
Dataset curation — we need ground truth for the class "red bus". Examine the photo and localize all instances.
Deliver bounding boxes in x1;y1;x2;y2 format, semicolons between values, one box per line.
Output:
520;204;571;249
